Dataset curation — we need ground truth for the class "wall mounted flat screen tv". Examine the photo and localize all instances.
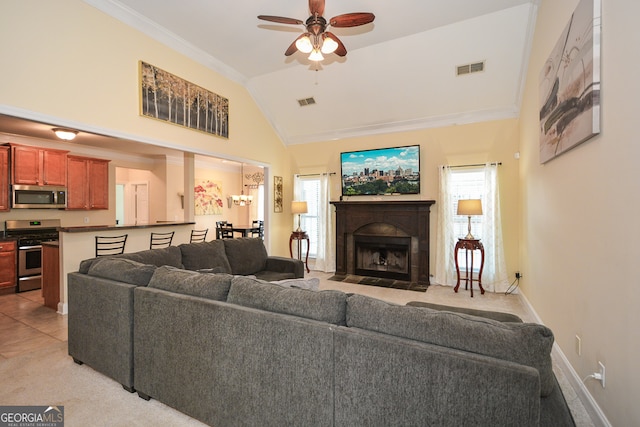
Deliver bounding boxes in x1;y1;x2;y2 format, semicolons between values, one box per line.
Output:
340;145;420;196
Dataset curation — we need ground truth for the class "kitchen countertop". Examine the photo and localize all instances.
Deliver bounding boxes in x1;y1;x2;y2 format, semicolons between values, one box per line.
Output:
59;222;195;233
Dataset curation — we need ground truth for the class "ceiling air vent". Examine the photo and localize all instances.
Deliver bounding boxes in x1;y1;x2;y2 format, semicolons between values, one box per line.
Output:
297;97;316;107
456;61;485;76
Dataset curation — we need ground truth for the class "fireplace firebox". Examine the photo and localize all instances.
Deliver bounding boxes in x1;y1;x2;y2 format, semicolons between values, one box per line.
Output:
354;235;411;280
331;201;435;285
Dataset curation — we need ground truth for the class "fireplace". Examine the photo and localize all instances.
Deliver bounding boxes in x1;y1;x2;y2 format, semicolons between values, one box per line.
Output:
331;201;435;285
355;235;411;280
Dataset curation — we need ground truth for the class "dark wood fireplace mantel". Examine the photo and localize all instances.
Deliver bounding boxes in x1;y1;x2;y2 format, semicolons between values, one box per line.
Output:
331;200;435;285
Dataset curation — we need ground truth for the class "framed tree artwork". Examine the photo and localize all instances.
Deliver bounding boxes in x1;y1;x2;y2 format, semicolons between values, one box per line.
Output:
139;61;229;138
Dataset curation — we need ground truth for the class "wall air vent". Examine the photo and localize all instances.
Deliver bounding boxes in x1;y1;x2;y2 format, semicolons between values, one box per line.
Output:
297;97;316;107
456;61;485;76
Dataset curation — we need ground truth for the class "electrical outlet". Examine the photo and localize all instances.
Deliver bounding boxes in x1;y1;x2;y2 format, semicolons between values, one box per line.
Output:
575;335;581;356
598;361;606;388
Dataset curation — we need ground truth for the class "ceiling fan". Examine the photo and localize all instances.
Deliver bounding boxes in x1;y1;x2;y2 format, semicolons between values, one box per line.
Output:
258;0;375;62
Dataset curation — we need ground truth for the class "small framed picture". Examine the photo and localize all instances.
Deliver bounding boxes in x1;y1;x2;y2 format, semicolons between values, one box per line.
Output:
274;176;283;213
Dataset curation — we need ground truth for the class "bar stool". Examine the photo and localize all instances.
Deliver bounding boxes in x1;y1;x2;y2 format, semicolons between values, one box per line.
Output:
190;229;208;243
95;235;128;257
150;231;174;249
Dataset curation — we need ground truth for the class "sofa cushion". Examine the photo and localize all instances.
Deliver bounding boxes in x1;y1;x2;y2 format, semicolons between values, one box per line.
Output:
347;294;555;397
272;277;320;291
87;257;156;286
147;266;232;301
406;301;523;323
223;238;268;275
227;276;347;325
179;240;232;273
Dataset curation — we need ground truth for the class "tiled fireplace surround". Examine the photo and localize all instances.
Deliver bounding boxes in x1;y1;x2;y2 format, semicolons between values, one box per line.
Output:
331;201;435;285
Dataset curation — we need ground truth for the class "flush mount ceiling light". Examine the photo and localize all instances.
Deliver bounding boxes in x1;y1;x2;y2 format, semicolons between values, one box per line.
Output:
52;128;78;141
258;0;375;63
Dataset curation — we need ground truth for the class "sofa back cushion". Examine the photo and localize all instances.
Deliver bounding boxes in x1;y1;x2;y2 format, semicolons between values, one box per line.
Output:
86;258;157;286
346;294;555;397
223;238;268;275
179;240;232;273
227;276;347;325
79;246;183;273
147;266;232;301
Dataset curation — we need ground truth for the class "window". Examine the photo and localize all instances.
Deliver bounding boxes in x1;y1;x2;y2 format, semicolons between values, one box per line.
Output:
450;168;485;270
297;178;320;258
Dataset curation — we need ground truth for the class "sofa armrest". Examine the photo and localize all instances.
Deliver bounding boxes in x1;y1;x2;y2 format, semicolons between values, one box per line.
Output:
68;272;137;390
265;256;304;278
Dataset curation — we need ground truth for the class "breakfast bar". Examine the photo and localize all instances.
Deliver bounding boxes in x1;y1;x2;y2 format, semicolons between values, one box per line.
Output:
57;222;195;314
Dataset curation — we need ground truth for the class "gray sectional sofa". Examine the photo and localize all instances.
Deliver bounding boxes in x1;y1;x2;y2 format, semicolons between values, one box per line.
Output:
68;238;574;426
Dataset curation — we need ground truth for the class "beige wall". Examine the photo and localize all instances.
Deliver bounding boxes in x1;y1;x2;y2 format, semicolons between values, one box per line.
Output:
519;0;639;424
288;119;521;280
0;0;292;256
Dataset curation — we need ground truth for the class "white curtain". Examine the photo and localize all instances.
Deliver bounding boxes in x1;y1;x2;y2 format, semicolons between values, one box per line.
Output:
434;163;509;293
293;174;335;272
481;164;509;292
315;173;335;272
434;166;457;286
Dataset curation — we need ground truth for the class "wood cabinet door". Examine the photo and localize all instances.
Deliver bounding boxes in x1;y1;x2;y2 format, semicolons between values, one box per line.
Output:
0;147;9;211
42;149;68;186
66;156;88;209
12;145;40;185
88;159;109;209
0;241;17;289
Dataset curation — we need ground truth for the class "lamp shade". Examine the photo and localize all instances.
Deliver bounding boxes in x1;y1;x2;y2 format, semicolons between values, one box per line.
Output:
291;201;308;214
457;199;482;216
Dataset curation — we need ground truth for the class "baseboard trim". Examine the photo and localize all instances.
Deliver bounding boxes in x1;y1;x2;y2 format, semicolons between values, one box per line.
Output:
518;293;611;427
57;302;68;315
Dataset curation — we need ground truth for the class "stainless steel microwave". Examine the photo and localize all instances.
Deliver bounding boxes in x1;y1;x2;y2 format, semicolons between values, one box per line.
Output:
12;185;67;209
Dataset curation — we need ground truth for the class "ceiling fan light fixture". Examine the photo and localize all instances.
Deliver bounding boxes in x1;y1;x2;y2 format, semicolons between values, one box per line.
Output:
321;34;338;54
295;34;313;53
308;48;324;61
52;128;78;141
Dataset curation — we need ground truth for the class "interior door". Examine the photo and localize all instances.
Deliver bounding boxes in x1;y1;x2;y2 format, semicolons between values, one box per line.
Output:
133;182;149;224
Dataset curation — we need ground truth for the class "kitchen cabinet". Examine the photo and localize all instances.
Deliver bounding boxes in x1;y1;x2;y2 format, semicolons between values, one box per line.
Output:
0;146;8;211
42;242;60;310
11;144;68;186
67;155;110;210
0;240;17;292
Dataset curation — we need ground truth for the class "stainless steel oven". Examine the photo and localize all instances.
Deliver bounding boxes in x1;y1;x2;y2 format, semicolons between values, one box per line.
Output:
5;219;60;292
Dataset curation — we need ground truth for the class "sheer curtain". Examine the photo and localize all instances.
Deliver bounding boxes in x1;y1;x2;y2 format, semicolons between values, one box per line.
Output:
481;164;509;292
434;166;457;286
434;163;508;292
315;173;334;272
293;174;334;272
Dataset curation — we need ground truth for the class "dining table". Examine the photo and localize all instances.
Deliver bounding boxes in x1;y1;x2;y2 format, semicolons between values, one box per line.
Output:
230;225;260;238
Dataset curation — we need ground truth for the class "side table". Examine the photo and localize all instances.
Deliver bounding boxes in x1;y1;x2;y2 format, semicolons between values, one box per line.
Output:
289;231;310;273
454;238;485;297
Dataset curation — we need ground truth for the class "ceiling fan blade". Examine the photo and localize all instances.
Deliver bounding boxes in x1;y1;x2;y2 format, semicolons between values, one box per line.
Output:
257;15;303;25
329;12;375;28
309;0;325;16
285;35;303;56
325;32;347;56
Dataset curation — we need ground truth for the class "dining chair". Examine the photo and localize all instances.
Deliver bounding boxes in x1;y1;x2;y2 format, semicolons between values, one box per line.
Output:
95;234;128;257
250;220;264;239
216;221;234;239
150;231;175;249
190;229;208;243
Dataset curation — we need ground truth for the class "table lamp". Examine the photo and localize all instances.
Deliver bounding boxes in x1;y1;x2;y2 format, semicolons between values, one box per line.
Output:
291;201;308;232
457;199;482;239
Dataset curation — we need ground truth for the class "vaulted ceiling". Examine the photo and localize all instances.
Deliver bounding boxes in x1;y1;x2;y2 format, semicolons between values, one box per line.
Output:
83;0;538;145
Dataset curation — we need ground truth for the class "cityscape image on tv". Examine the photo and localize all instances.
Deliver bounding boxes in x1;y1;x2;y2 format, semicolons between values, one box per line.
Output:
341;145;420;196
